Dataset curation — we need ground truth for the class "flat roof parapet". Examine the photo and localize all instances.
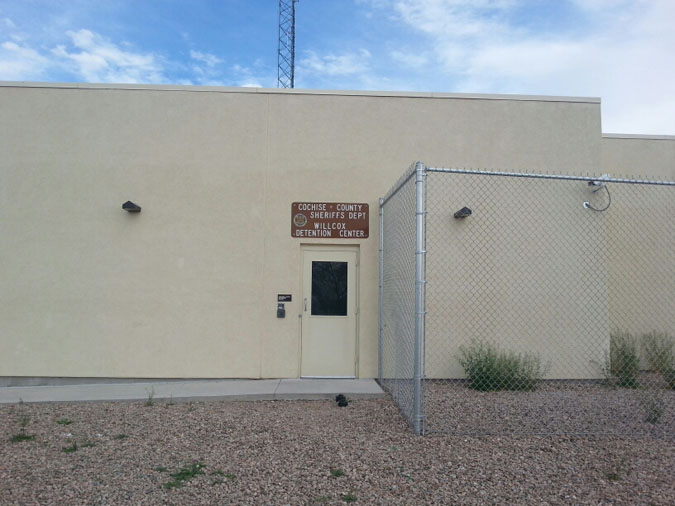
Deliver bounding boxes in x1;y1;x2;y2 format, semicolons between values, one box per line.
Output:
0;81;600;104
603;133;675;141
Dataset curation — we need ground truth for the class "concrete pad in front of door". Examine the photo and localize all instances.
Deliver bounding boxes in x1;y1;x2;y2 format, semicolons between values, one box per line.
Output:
0;379;384;404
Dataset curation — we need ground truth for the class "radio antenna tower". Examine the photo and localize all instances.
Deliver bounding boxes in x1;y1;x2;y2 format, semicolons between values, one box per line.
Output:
277;0;298;88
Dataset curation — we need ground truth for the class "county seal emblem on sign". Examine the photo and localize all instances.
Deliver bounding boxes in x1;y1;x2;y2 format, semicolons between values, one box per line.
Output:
293;213;308;227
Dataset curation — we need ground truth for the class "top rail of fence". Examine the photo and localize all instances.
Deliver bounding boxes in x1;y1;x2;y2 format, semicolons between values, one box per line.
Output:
426;167;675;186
381;162;420;206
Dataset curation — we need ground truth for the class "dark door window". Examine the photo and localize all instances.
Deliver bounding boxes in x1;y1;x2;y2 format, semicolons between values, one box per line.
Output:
311;261;348;316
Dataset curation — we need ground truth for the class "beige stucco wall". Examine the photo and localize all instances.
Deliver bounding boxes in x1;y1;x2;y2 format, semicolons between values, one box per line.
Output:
1;82;605;379
602;134;675;180
602;135;675;364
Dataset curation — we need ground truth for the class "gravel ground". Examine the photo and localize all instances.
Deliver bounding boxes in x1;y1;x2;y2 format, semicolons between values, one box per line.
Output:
424;380;675;436
1;397;674;505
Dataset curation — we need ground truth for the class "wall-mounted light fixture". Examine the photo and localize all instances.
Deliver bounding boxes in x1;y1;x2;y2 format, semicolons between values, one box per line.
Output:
122;201;141;213
453;207;472;219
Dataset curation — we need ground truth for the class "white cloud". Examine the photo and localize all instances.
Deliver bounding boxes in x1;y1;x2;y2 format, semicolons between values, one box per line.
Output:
376;0;675;133
190;50;222;67
299;49;372;76
230;63;272;88
393;0;514;38
0;41;50;80
51;29;166;83
188;49;227;84
0;15;266;88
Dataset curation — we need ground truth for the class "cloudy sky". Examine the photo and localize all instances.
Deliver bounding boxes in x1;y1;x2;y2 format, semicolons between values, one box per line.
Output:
1;0;673;134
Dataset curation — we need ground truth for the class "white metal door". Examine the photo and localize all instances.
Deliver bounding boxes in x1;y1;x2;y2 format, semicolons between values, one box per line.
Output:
301;248;358;378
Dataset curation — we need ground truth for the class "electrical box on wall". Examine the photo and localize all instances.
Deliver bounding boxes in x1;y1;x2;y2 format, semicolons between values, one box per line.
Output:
277;294;291;318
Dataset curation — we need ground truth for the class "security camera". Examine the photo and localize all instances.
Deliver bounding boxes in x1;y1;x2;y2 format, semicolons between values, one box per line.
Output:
588;174;610;192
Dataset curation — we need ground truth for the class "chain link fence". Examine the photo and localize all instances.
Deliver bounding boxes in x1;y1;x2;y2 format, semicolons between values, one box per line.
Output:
379;162;675;436
379;163;424;432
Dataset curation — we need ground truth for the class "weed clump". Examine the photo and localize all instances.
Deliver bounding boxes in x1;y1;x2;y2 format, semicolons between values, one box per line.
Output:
640;389;665;424
163;462;206;489
609;330;640;388
641;331;675;389
209;469;235;486
458;340;544;391
642;331;674;373
10;433;35;443
62;441;78;453
341;492;358;503
10;409;35;443
662;368;675;390
145;387;155;407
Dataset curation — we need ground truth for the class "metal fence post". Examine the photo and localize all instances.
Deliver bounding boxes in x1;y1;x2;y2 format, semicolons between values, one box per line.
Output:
378;197;384;384
414;161;426;435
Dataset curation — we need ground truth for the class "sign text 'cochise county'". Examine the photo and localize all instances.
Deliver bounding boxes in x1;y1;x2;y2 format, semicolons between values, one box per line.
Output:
291;202;369;239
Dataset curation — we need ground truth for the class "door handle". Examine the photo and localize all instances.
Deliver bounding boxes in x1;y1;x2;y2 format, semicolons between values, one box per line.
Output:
304;298;307;312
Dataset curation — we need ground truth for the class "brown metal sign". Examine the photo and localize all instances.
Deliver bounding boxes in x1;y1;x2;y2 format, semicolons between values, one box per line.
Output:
291;202;369;239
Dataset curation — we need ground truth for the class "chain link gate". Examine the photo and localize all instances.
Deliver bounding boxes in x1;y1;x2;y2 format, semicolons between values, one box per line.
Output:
379;162;675;436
